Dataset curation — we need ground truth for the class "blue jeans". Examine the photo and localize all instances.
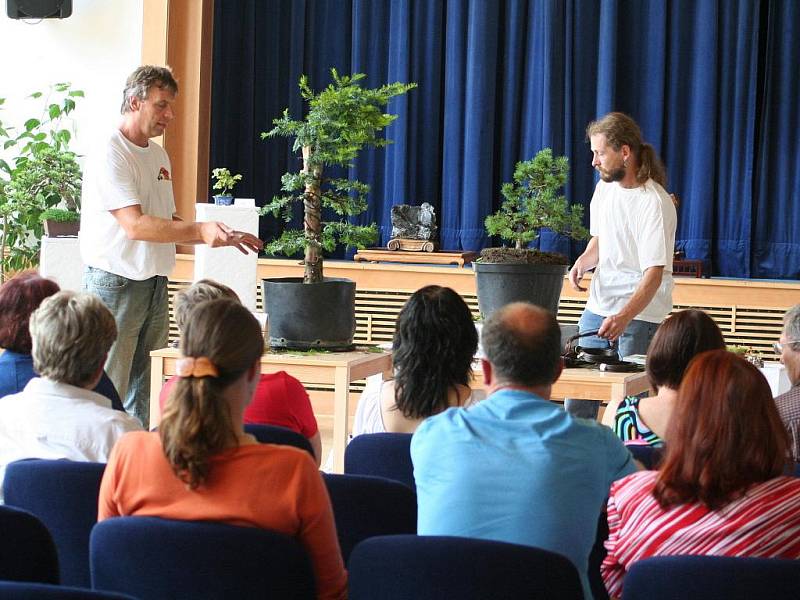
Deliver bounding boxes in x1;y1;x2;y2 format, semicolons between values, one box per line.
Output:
84;267;168;428
564;309;659;419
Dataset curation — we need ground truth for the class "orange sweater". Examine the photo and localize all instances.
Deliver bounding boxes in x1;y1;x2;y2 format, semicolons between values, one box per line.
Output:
98;431;347;600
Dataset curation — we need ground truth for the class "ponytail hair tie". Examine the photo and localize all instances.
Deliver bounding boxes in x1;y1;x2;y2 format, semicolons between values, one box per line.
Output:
175;356;219;378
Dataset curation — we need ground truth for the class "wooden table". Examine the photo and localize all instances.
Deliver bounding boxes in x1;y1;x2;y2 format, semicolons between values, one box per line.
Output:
473;365;650;405
353;248;479;267
150;347;392;472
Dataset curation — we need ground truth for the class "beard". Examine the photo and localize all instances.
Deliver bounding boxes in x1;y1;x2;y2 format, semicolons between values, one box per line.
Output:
597;165;625;183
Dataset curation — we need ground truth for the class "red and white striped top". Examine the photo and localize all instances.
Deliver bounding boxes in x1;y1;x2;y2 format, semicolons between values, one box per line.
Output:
602;471;800;597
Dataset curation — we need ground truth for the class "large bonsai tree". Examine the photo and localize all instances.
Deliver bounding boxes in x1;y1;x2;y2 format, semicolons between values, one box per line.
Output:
483;148;589;263
261;69;416;283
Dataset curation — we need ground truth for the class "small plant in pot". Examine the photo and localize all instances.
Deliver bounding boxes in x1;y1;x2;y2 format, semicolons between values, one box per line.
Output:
475;148;589;317
40;206;80;237
260;68;416;350
211;167;242;206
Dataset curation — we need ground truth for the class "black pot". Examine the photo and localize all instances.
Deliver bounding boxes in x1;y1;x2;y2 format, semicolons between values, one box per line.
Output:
261;277;356;350
474;262;567;317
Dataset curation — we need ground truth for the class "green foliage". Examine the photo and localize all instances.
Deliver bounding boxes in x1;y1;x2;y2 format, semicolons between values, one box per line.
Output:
0;83;84;279
39;206;80;223
485;148;589;250
211;167;242;196
260;69;416;282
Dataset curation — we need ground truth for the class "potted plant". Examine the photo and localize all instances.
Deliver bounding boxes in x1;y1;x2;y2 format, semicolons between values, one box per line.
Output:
0;83;84;282
210;167;242;206
40;206;80;237
475;148;589;317
260;69;416;349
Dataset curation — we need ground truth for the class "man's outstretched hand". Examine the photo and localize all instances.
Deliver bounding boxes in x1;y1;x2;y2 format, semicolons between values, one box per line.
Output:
200;222;263;254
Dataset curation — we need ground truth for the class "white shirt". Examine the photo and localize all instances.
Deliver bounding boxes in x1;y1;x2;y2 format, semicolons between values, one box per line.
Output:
0;377;142;502
586;178;677;323
80;129;177;280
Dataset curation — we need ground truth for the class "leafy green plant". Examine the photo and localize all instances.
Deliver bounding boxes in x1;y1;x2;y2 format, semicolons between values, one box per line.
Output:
0;82;84;281
260;69;416;284
39;207;80;223
482;148;589;263
211;167;242;197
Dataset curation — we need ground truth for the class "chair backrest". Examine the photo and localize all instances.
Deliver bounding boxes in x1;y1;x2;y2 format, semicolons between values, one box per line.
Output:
90;516;315;600
0;581;136;599
322;473;416;562
4;459;106;588
0;505;59;584
244;423;315;458
344;433;414;490
348;535;583;600
626;444;665;470
622;555;800;600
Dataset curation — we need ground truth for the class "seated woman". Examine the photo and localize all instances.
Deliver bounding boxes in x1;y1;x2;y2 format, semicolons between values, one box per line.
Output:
159;279;321;465
99;299;347;600
601;309;725;446
602;350;800;599
352;285;483;436
0;271;123;410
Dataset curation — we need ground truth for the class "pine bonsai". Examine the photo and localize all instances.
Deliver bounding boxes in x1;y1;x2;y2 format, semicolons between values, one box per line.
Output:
260;69;416;283
482;148;589;264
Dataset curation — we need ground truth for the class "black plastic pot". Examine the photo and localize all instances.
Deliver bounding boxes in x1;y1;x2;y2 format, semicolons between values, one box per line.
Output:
474;262;567;317
261;277;356;350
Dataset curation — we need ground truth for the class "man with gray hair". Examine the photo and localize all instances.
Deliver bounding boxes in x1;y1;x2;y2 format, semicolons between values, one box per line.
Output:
81;65;262;427
411;302;637;599
774;304;800;461
0;291;142;501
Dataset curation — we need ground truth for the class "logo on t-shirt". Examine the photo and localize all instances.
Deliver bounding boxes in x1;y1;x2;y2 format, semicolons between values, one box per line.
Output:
157;167;171;181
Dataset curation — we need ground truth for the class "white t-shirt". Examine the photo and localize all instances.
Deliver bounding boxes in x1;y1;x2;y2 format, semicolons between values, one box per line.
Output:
80;130;177;280
586;178;677;323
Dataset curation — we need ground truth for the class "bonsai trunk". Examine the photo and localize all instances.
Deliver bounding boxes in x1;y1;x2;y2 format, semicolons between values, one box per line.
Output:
302;145;323;284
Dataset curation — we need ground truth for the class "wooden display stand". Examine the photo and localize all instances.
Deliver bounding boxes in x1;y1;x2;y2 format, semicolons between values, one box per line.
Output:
353;248;479;267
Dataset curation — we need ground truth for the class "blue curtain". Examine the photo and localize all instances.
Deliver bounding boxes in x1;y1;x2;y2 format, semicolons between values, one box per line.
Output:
210;0;800;279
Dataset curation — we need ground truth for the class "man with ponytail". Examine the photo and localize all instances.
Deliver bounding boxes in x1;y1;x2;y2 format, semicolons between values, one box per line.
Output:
98;299;347;599
566;112;677;419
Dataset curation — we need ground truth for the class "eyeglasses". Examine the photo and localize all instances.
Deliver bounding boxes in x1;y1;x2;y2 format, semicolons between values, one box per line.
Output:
773;341;800;353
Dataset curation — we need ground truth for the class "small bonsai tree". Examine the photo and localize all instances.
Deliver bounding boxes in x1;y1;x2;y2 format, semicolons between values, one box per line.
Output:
260;69;416;283
211;167;242;198
482;148;589;264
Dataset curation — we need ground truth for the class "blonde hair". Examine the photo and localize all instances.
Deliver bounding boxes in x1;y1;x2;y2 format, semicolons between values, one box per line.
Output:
173;279;240;333
586;112;667;188
159;299;263;489
30;291;117;387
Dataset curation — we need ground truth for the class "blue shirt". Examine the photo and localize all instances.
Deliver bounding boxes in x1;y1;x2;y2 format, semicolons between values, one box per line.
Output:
0;350;124;412
411;388;637;599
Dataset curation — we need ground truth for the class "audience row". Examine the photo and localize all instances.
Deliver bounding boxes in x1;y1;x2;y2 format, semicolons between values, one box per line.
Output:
2;269;800;599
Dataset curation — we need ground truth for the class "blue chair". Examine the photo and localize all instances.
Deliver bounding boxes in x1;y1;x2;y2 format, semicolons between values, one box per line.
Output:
0;505;59;584
4;459;106;587
90;516;315;600
626;444;665;469
348;535;583;599
244;423;315;459
0;581;136;599
344;433;414;490
622;555;800;599
322;473;416;562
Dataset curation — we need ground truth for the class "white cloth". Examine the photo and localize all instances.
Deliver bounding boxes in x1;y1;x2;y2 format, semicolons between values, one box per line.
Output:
352;374;486;436
586;178;677;323
80;130;177;280
0;377;142;502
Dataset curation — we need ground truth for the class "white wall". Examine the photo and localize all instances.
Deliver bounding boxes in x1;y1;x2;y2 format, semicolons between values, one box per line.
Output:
0;0;143;160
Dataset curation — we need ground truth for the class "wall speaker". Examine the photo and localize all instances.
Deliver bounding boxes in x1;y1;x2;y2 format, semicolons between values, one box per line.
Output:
7;0;72;19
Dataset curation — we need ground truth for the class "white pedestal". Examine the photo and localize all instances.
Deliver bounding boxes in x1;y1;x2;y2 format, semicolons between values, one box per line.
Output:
760;361;792;397
194;200;259;310
39;236;84;291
